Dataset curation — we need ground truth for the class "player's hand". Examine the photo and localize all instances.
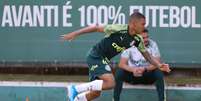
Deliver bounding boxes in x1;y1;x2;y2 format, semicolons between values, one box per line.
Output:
60;32;76;41
159;64;171;73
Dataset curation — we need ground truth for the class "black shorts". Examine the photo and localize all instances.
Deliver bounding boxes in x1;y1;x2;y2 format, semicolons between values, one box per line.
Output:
86;49;112;81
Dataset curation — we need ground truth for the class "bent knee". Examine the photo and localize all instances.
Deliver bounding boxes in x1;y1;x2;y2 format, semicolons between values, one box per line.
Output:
154;70;164;77
108;79;115;88
103;78;115;89
92;91;101;97
99;74;115;89
86;91;101;100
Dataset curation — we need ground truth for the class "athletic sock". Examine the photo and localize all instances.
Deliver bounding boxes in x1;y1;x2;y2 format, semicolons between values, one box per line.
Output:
74;92;88;101
75;80;103;93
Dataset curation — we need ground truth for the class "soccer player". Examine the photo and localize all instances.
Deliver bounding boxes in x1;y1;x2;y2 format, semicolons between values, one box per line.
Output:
113;29;170;101
61;12;170;101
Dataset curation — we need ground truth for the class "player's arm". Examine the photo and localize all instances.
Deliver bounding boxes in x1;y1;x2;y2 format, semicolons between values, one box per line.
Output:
136;35;170;72
145;56;161;71
118;50;140;73
145;42;163;71
141;51;161;68
118;54;145;77
61;25;104;41
118;57;135;73
141;51;170;72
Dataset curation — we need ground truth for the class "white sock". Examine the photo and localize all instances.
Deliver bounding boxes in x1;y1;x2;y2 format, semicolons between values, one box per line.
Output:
74;92;88;101
75;80;103;93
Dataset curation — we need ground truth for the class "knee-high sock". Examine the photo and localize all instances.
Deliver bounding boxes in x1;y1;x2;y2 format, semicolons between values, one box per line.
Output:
75;80;103;93
74;92;88;101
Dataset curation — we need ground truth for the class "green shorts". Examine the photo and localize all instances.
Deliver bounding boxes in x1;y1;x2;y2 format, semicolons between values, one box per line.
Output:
86;49;112;81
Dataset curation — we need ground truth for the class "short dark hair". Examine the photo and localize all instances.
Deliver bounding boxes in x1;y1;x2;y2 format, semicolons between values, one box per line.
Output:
143;29;148;33
129;12;145;22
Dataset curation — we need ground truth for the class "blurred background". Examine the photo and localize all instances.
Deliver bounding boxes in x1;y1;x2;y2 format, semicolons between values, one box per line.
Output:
0;0;201;101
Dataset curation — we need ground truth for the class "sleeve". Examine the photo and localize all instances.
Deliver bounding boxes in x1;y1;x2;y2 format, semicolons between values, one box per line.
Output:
134;34;146;53
103;24;127;37
121;49;130;59
151;41;161;57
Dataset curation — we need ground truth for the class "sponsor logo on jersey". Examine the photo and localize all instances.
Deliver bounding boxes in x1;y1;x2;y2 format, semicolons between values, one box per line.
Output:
112;43;126;52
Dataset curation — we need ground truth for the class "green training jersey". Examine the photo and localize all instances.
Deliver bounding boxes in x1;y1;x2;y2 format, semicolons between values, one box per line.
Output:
92;24;146;60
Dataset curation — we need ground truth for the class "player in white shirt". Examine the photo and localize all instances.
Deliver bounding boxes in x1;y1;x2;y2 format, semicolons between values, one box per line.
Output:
113;29;169;101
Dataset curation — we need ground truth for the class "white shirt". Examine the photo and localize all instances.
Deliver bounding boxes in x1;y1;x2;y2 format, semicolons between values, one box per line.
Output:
121;39;160;67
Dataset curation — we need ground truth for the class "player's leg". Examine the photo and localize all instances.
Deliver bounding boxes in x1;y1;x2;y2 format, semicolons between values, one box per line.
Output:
152;69;166;101
67;57;101;101
74;73;114;101
74;91;101;101
67;79;103;101
113;68;124;101
73;73;114;101
73;92;88;101
69;54;114;101
86;73;115;100
85;91;101;101
113;68;134;101
99;73;115;90
141;69;166;101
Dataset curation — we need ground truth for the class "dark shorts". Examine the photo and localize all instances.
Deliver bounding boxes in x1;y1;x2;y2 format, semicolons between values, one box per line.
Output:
86;49;112;81
115;68;164;84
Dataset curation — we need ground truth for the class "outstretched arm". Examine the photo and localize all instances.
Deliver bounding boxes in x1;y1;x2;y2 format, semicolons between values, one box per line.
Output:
118;57;145;77
141;51;171;72
61;25;104;41
135;34;170;72
146;57;161;71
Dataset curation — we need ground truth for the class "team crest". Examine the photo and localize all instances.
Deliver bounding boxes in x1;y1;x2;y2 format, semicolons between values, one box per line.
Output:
105;65;111;71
